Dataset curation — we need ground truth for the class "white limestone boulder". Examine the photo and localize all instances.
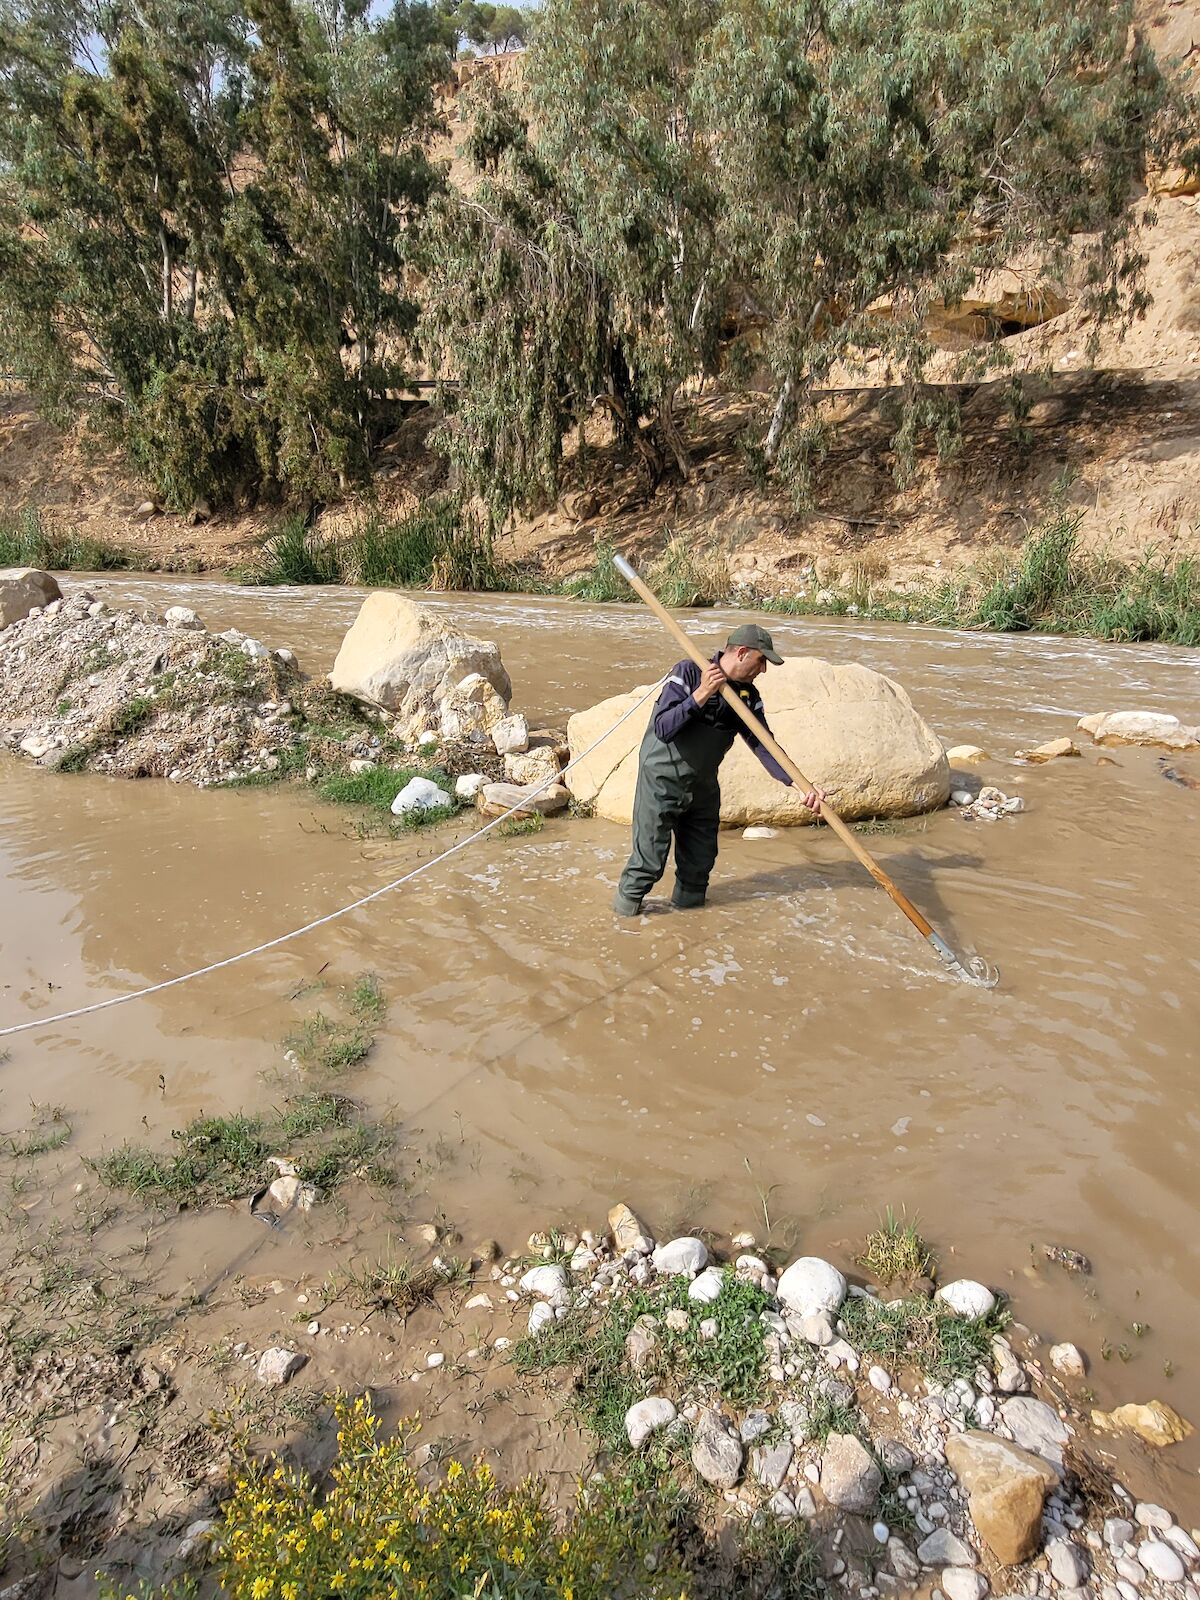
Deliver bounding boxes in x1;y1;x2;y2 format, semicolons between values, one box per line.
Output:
777;1257;847;1319
566;658;949;825
438;671;508;742
331;592;511;736
936;1280;997;1318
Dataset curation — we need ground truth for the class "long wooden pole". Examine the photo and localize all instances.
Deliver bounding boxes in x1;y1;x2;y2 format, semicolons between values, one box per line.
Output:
613;554;996;986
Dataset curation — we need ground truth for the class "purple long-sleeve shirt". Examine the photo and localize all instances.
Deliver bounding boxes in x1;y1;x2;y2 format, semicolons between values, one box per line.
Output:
650;655;792;785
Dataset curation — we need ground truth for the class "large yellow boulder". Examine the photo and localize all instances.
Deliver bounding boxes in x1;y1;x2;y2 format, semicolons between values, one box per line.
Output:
567;658;949;825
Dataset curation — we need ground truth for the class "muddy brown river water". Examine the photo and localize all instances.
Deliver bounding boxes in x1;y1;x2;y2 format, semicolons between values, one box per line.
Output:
2;577;1199;1513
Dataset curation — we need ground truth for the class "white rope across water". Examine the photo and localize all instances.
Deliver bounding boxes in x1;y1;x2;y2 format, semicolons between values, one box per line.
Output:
0;677;666;1040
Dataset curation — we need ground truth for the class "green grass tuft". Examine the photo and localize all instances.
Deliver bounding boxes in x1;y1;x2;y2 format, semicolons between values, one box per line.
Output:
2;1102;72;1158
107;694;156;738
93;1096;396;1209
95;1113;269;1205
283;1011;375;1075
275;1091;352;1140
498;811;545;837
346;972;386;1022
282;970;387;1076
857;1207;936;1284
317;763;454;813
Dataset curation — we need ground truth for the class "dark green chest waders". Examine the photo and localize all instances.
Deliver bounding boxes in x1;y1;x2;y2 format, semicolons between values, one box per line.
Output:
613;699;745;914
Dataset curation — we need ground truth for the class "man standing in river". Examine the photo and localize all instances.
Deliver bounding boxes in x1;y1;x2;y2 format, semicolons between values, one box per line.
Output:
613;624;825;916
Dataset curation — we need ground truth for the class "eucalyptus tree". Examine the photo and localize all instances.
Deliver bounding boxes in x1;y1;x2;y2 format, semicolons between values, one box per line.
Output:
0;0;451;506
424;0;1183;514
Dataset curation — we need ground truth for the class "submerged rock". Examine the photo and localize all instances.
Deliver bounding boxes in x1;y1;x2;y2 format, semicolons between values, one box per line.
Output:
567;658;950;826
1049;1342;1087;1378
1078;710;1199;750
945;743;990;763
1016;737;1080;763
1090;1399;1194;1447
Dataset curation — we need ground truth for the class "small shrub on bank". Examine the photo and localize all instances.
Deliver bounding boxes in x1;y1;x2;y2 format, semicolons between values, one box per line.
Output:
564;539;626;601
211;1394;689;1600
646;534;725;609
247;514;345;586
243;497;511;592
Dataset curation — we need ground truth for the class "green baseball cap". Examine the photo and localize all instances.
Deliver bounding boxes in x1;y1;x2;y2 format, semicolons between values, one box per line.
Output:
726;623;783;664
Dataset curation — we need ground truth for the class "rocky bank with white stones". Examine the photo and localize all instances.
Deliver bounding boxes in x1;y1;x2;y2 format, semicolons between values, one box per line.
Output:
341;1200;1200;1600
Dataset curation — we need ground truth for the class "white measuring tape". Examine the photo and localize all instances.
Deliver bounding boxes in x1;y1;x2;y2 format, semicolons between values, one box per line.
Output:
0;678;665;1039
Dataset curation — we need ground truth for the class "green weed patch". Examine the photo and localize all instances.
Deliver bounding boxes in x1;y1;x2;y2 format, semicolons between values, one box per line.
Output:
93;1094;395;1209
837;1293;1006;1382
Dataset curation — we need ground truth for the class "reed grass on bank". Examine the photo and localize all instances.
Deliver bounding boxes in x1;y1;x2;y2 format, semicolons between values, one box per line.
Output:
567;515;1200;647
0;507;130;572
798;511;1200;647
241;498;511;592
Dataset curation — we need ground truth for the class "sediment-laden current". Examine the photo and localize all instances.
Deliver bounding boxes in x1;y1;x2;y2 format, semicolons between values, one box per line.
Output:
2;576;1198;1511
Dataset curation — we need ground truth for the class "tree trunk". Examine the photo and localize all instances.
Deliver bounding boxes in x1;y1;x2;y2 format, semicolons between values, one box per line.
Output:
658;389;691;482
160;229;173;324
763;373;795;464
